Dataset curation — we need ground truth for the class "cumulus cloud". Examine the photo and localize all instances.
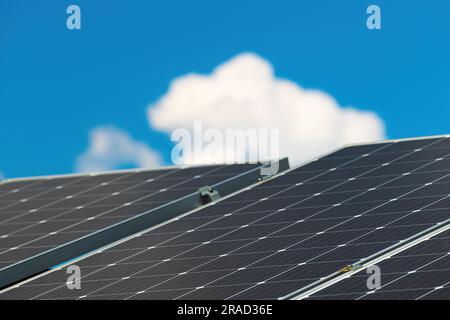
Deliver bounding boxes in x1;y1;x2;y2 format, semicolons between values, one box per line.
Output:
148;53;385;166
76;126;162;173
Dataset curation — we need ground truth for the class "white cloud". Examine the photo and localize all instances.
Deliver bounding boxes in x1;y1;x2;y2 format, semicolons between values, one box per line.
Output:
148;53;385;166
76;126;162;173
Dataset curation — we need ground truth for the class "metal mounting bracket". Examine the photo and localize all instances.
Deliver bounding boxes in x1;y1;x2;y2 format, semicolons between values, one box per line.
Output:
198;186;221;204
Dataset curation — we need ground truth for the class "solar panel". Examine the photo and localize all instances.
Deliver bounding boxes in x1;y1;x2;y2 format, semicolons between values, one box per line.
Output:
1;136;449;300
0;162;283;289
307;229;450;300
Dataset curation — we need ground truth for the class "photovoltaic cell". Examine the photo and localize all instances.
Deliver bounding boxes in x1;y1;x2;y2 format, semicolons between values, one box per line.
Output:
0;164;260;273
308;229;450;300
1;137;450;300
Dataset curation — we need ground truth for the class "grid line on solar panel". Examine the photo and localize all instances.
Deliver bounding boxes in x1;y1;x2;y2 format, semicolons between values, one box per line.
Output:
0;151;434;296
0;165;259;270
1;137;450;299
0;175;90;193
202;224;449;300
0;170;239;221
124;141;450;300
0;170;174;220
4;168;218;220
308;229;450;300
0;216;442;302
280;218;449;300
200;168;448;225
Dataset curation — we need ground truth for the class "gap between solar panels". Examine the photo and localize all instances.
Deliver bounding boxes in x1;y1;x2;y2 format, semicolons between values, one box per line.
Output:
281;219;450;300
0;159;290;290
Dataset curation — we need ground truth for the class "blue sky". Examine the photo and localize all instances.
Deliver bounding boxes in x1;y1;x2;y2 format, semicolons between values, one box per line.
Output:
1;0;449;178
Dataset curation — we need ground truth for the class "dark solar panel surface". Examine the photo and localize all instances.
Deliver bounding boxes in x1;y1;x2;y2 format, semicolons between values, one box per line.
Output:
308;229;450;300
1;137;450;300
0;164;258;270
